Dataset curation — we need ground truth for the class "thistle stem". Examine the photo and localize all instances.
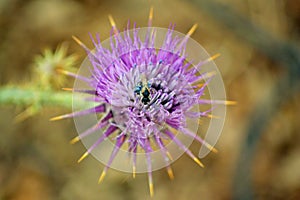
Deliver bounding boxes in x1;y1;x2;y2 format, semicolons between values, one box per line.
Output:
0;86;92;109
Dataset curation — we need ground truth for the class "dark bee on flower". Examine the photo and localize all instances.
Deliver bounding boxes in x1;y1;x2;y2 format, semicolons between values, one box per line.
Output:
134;75;152;104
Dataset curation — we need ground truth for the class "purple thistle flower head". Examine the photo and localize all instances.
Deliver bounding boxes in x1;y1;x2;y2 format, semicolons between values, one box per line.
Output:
52;8;230;196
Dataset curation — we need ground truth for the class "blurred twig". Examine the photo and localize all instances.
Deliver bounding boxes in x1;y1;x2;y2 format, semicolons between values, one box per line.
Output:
187;0;300;199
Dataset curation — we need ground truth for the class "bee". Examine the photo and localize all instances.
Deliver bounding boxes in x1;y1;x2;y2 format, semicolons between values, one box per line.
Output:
134;74;151;104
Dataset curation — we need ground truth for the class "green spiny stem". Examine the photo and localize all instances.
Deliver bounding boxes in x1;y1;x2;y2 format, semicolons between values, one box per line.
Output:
0;86;93;109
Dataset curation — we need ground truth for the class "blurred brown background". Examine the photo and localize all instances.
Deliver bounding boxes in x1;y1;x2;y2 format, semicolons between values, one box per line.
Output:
1;0;300;199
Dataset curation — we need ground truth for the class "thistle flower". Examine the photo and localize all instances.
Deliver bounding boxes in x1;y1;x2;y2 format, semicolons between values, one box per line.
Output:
51;8;233;196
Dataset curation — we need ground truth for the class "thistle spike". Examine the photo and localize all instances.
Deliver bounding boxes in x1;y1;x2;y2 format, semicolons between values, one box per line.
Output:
61;87;73;91
148;6;154;27
149;178;154;197
14;106;35;123
78;152;89;163
207;53;221;61
146;153;154;197
69;112;112;144
153;135;174;180
132;165;136;179
70;136;80;144
166;150;173;161
98;170;107;184
72;35;96;57
143;139;154;197
206;114;220;119
49;104;105;121
49;115;68;121
98;134;126;184
198;99;237;105
164;129;205;168
83;125;118;157
108;15;118;35
194;83;204;89
72;35;101;64
194;53;221;69
56;69;75;76
108;15;116;27
186;23;198;37
166;166;174;180
56;69;90;82
132;145;137;179
192;71;217;85
204;142;218;153
224;100;237;105
72;35;88;49
176;23;198;51
180;127;218;154
62;87;98;96
193;157;205;168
